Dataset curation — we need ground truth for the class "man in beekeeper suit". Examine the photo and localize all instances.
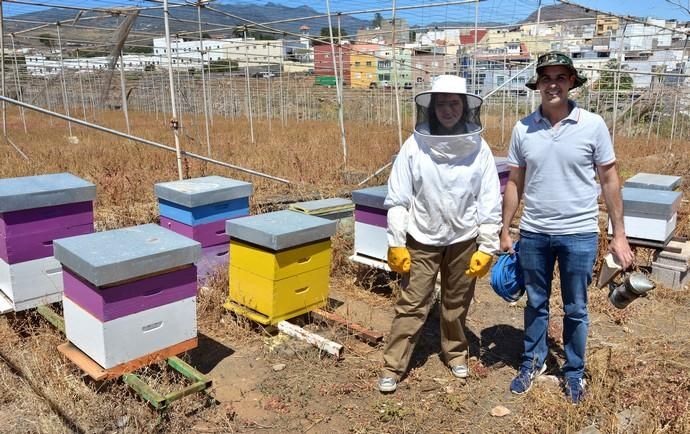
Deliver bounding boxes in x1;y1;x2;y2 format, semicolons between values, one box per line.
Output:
378;75;502;393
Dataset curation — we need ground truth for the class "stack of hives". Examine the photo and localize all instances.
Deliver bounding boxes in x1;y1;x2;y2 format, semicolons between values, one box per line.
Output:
54;224;200;369
610;173;682;243
225;210;336;325
351;186;389;264
155;176;252;279
0;173;95;312
494;156;510;194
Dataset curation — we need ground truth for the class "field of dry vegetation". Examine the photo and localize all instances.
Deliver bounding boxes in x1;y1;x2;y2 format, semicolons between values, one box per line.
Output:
0;104;688;433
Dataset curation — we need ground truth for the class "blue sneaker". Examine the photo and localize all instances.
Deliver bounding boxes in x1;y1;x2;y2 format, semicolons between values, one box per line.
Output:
565;377;586;404
510;364;547;395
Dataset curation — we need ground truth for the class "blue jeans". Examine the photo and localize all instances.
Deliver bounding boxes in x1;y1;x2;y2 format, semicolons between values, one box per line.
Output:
518;231;598;380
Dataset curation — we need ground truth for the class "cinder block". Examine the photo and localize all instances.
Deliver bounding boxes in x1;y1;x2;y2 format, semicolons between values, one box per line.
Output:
653;250;689;271
652;262;689;290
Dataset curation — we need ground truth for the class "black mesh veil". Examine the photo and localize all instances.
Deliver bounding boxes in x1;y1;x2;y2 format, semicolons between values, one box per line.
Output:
415;92;483;136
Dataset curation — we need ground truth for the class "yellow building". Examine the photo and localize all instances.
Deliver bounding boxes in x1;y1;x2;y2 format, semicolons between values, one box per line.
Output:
349;44;378;89
596;14;619;36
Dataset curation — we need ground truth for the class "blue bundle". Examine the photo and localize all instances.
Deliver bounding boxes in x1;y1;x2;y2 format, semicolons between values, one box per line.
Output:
490;241;525;302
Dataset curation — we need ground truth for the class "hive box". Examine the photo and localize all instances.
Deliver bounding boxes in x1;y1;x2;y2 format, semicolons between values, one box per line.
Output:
155;176;252;227
351;186;389;262
0;173;95;311
608;188;683;242
225;210;336;324
494;156;510;194
289;198;354;221
54;224;201;369
624;173;681;191
0;256;63;312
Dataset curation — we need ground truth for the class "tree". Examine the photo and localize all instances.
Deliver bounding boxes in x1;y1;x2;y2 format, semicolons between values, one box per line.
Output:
38;33;52;47
372;13;384;28
320;27;347;39
595;59;633;91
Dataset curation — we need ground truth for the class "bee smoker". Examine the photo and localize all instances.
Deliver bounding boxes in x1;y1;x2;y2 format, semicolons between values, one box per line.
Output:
608;272;655;309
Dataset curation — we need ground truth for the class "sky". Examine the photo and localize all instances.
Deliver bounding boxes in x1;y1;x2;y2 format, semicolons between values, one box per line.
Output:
3;0;689;24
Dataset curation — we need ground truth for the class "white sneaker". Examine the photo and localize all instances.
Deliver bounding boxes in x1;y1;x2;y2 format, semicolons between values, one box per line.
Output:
451;364;469;378
378;377;397;393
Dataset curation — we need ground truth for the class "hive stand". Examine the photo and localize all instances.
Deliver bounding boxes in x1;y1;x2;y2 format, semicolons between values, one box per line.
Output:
34;303;214;412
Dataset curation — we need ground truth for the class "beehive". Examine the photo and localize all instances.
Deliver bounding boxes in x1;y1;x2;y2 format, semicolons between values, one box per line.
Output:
225;210;336;324
53;224;201;369
0;173;95;311
351;185;389;262
608;187;682;242
494;156;511;194
155;176;252;279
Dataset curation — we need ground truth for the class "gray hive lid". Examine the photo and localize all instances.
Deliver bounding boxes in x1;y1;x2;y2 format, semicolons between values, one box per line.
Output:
225;210;336;251
53;224;201;287
289;198;354;215
622;187;682;218
154;176;253;207
351;185;388;209
0;172;96;213
624;173;681;191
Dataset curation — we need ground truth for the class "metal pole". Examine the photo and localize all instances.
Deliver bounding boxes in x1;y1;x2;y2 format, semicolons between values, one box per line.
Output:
243;29;254;143
325;2;347;165
163;0;184;180
119;50;131;136
473;0;479;94
55;23;73;137
197;1;212;156
0;0;5;136
530;0;542;111
0;95;292;184
8;33;26;133
391;0;403;148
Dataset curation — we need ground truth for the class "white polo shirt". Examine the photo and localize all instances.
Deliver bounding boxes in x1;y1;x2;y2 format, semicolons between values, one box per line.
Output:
507;101;615;235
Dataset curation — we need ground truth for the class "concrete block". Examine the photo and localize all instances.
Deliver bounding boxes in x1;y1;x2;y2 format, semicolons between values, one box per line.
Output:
653;249;689;271
651;262;689;290
624;173;681;191
351;185;388;210
0;173;96;212
154;176;252;208
53;224;201;287
225;210;336;251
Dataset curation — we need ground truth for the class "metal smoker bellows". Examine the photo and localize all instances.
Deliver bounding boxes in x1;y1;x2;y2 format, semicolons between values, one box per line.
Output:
597;253;655;309
608;272;656;309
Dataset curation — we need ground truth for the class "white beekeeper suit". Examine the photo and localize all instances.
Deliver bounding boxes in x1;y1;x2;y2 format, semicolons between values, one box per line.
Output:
378;75;503;393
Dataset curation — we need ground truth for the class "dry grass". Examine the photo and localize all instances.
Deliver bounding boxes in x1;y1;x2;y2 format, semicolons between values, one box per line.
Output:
0;106;689;433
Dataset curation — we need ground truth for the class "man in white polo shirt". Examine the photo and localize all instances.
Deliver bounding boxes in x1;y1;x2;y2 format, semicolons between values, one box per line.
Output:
500;51;634;404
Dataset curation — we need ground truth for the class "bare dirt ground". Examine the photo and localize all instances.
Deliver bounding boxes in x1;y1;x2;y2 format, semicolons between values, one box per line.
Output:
0;111;689;433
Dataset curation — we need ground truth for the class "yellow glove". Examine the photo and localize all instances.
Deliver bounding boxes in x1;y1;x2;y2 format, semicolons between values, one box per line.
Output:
387;247;411;274
465;251;493;278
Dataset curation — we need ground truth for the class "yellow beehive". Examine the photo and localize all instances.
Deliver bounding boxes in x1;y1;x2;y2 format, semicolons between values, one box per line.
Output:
226;240;331;324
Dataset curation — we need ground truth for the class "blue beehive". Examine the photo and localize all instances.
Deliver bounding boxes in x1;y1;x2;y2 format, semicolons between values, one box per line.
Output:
155;176;252;226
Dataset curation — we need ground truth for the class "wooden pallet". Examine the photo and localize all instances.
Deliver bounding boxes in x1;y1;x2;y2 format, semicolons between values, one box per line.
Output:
58;338;198;381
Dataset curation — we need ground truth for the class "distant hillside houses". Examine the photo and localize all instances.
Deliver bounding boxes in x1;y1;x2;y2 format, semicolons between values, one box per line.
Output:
20;12;690;91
